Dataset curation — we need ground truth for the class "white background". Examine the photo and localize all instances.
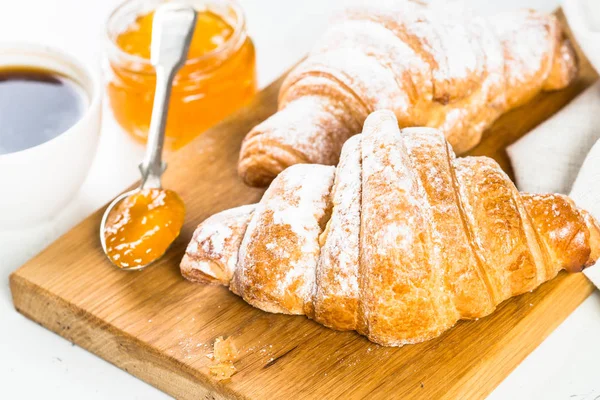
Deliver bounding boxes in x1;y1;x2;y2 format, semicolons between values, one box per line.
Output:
1;0;599;399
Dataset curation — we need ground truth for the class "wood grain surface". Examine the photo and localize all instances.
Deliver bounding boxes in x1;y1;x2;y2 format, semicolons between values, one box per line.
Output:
10;10;599;400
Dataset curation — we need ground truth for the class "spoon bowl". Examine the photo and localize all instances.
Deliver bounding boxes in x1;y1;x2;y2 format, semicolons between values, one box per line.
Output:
100;187;186;271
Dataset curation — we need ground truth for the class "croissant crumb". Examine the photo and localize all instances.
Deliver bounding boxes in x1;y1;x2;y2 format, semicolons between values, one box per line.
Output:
209;362;237;381
208;336;239;380
213;336;239;362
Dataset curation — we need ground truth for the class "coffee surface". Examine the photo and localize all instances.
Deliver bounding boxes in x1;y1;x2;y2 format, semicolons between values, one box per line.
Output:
0;67;87;155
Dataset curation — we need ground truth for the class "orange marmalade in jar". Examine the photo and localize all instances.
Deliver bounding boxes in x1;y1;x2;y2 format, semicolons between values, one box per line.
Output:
105;0;257;149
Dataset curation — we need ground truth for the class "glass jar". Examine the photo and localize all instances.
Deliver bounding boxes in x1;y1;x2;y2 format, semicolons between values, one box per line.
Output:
105;0;257;149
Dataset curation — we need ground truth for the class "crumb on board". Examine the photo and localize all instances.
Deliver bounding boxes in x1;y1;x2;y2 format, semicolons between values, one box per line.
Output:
210;361;237;381
214;336;239;362
209;336;239;381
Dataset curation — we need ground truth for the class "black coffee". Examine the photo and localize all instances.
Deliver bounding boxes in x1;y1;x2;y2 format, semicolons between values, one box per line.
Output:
0;67;87;155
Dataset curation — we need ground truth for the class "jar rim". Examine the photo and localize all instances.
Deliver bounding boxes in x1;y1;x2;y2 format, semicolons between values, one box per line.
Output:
105;0;247;67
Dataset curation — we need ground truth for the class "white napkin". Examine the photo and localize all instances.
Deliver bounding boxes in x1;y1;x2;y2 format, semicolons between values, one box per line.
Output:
507;0;600;288
563;0;600;73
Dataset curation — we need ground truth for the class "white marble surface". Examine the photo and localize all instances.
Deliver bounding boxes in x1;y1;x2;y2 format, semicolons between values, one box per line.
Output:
1;0;598;398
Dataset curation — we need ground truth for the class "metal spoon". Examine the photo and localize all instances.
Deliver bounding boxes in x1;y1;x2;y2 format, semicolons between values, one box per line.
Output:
99;3;197;271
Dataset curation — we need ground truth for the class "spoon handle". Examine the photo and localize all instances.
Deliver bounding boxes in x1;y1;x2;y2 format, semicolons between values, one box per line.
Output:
140;67;173;188
140;4;197;189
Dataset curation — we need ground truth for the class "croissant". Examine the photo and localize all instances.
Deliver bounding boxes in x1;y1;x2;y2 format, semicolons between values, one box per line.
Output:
238;1;578;187
183;110;600;346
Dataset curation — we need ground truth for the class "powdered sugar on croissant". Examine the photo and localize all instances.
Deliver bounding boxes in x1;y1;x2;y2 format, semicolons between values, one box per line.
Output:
180;204;255;286
238;1;577;187
183;111;600;347
233;164;335;315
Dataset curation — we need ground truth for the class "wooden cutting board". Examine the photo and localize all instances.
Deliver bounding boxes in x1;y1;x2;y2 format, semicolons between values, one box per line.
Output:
9;11;599;400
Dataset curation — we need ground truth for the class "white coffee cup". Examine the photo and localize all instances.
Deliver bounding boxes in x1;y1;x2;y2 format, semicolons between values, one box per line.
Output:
0;43;102;228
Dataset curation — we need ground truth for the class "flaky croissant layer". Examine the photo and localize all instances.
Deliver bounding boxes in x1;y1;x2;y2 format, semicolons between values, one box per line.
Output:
238;1;578;187
183;111;600;347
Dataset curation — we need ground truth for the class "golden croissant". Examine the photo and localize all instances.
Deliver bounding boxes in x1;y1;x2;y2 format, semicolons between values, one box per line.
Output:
238;1;578;187
181;110;600;347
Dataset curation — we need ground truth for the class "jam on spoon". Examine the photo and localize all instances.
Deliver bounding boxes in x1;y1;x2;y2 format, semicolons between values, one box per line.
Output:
103;188;185;269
